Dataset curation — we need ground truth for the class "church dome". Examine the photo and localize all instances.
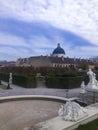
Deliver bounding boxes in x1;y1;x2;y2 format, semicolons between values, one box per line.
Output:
52;43;65;57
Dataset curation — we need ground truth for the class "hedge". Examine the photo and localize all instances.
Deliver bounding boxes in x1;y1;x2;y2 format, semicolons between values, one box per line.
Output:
12;75;36;88
0;73;9;82
0;73;36;88
45;76;85;89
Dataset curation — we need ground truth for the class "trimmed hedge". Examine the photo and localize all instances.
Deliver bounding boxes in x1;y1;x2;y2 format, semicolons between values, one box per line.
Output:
46;71;98;89
0;73;36;88
45;72;88;89
0;73;9;82
12;75;36;88
46;75;85;89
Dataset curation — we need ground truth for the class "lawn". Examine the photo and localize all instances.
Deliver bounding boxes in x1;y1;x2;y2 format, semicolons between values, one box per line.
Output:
0;84;7;89
75;118;98;130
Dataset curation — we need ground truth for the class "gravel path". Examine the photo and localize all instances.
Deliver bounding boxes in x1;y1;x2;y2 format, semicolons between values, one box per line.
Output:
0;81;81;98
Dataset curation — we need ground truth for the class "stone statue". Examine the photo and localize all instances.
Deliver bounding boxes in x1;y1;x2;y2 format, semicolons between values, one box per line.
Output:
86;69;98;89
9;72;12;84
80;81;86;93
7;72;12;89
58;101;87;121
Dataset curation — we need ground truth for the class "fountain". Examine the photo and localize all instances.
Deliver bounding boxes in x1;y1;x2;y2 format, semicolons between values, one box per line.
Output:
58;101;88;121
1;69;98;130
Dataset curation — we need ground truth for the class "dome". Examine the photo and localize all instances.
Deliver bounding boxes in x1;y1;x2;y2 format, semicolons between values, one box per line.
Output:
52;43;65;56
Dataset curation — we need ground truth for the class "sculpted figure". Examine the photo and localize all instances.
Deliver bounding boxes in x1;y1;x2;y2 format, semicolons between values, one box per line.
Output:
58;101;87;121
9;72;12;84
80;81;86;93
87;69;98;88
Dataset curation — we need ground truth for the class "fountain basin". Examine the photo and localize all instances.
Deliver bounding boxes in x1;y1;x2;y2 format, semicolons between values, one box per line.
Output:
0;95;67;130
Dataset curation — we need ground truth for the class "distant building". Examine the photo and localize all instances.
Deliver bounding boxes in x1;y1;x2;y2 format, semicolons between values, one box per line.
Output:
0;61;16;67
89;57;98;68
52;43;65;57
16;43;95;69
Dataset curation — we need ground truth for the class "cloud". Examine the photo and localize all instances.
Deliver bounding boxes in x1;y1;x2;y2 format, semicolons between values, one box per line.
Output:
0;46;32;61
0;17;97;60
0;32;29;47
0;0;98;45
0;32;96;60
68;45;98;58
0;0;98;60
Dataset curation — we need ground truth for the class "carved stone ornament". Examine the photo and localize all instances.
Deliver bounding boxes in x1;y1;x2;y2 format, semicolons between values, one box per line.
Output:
58;101;88;121
86;69;98;89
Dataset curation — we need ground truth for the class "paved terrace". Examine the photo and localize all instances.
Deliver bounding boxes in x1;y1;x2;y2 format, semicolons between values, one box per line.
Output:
0;81;80;98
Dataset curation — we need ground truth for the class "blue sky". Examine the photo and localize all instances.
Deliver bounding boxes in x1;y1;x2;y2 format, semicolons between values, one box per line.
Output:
0;0;98;61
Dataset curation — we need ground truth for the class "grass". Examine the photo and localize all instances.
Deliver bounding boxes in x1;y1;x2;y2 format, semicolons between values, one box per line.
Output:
75;118;98;130
0;84;7;89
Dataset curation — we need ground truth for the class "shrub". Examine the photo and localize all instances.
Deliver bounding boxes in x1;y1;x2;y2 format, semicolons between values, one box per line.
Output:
46;76;84;89
12;75;36;88
0;73;36;88
0;73;9;82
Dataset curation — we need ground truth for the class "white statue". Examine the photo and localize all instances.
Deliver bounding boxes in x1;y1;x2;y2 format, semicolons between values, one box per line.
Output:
80;81;86;93
9;72;12;84
86;69;98;89
58;101;87;121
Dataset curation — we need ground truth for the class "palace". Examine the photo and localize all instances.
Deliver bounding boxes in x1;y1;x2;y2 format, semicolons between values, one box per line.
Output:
16;43;94;69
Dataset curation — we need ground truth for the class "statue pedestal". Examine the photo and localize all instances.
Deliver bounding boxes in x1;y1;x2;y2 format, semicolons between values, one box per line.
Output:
86;84;98;90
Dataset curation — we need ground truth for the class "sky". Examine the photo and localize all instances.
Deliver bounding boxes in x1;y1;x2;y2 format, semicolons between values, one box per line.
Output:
0;0;98;61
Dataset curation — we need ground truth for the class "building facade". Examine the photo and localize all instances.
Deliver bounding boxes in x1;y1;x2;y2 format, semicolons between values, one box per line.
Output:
16;43;94;69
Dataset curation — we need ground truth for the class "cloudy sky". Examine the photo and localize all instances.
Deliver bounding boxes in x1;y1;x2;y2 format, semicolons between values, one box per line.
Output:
0;0;98;61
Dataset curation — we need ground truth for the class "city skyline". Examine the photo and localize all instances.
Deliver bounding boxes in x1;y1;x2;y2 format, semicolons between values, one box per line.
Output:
0;0;98;61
